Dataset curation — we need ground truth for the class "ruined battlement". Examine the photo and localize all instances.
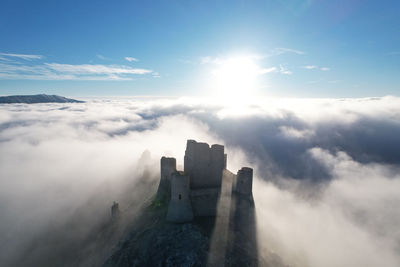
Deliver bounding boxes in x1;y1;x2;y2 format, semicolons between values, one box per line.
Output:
157;140;253;223
161;157;176;177
236;167;253;195
184;140;225;189
166;171;193;223
156;157;177;200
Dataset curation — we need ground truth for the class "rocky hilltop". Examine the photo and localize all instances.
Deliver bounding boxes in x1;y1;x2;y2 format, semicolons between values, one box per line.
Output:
103;193;286;267
103;140;288;267
0;94;84;104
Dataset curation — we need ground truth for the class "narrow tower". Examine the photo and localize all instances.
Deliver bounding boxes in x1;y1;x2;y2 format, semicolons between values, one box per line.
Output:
236;167;253;195
156;157;176;200
167;171;193;223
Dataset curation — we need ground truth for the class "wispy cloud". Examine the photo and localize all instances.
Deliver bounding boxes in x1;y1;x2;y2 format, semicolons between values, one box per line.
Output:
96;54;110;60
125;57;139;62
279;64;292;75
45;63;151;75
0;52;155;81
0;52;43;60
152;72;161;78
259;67;277;74
0;62;153;81
273;47;305;56
304;65;318;69
303;65;330;71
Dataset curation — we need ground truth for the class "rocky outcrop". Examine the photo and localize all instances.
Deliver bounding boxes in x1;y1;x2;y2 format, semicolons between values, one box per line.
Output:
103;195;288;267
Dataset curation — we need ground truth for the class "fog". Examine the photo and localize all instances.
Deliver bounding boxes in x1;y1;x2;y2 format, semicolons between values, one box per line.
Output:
0;96;399;266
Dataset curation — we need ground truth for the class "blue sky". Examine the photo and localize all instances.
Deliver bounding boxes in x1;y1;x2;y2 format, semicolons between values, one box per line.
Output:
0;0;399;97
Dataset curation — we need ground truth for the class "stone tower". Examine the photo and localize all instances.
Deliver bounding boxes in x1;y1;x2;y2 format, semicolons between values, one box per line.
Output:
156;157;176;200
236;167;253;195
184;140;225;189
167;171;194;223
159;139;253;223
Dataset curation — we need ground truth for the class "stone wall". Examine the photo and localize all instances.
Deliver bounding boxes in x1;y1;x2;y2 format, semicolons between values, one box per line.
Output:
167;171;193;223
190;187;220;216
235;167;253;195
160;139;253;222
184;140;225;189
156;157;176;200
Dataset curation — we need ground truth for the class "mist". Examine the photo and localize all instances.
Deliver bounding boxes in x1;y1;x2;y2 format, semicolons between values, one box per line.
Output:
1;96;400;266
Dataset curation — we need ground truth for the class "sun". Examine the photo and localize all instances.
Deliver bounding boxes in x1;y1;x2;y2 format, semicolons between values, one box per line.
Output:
211;55;260;102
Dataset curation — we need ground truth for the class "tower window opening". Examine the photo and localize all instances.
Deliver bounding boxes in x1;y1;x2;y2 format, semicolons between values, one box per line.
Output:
179;194;182;200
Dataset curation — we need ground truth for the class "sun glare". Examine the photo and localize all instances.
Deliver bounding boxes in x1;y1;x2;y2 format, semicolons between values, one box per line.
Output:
211;55;261;103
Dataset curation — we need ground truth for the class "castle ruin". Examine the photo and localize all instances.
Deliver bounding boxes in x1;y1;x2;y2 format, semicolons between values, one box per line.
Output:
156;139;253;223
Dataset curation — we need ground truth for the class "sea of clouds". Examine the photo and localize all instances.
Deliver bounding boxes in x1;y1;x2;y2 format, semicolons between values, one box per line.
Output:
1;96;400;267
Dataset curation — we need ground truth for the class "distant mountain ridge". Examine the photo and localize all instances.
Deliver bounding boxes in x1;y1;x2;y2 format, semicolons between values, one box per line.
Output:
0;94;84;104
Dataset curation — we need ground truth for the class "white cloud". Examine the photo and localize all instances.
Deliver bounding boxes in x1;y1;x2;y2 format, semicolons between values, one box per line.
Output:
0;62;153;81
0;52;43;60
259;67;277;74
279;126;314;139
96;54;109;60
279;64;292;75
45;63;151;75
1;97;400;266
303;65;330;71
125;57;139;62
255;149;400;267
0;53;156;80
304;65;318;69
273;47;305;56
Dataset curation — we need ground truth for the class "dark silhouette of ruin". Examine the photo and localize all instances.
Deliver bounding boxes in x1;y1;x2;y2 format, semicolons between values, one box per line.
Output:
157;139;253;222
103;140;276;266
156;139;259;266
111;201;121;221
